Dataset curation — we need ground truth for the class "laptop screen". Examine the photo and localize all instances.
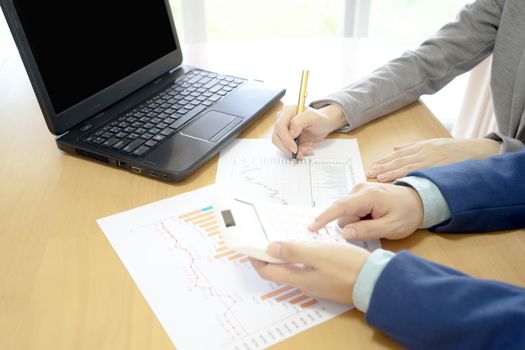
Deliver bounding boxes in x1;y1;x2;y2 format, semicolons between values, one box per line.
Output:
13;1;177;114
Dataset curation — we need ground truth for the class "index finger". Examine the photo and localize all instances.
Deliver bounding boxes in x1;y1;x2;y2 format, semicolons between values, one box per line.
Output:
307;201;347;232
307;192;369;232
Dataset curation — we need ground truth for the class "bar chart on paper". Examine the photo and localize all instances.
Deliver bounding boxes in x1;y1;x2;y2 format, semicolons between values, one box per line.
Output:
97;186;352;350
216;139;366;208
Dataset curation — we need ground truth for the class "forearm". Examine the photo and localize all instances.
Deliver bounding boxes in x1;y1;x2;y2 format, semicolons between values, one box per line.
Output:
310;0;502;131
365;251;525;349
409;149;525;232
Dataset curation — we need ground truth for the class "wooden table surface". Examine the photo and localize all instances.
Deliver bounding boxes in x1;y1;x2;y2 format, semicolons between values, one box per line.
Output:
1;38;524;350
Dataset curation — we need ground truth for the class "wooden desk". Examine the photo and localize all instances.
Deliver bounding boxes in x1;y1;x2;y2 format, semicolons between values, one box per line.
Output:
1;38;524;350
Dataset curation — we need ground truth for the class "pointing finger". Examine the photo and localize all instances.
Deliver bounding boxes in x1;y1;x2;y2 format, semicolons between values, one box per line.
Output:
308;192;371;232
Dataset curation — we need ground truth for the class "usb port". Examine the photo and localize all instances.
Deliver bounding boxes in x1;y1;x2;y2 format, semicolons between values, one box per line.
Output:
148;171;159;178
131;166;142;174
117;160;128;169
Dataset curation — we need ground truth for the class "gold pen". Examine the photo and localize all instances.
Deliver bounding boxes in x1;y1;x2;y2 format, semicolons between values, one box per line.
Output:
292;69;309;160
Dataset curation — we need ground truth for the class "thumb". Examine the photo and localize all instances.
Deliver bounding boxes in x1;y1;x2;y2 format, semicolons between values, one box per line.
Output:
267;241;327;265
341;218;389;241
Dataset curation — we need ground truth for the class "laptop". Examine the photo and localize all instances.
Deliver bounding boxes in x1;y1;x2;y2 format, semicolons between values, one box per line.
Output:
1;0;285;181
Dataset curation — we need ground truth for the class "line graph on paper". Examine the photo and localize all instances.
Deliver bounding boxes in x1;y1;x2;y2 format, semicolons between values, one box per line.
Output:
99;141;372;349
228;157;356;208
100;190;350;350
176;208;320;309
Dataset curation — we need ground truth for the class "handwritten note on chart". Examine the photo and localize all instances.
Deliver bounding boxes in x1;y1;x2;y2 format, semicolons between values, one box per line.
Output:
98;186;359;350
216;139;366;208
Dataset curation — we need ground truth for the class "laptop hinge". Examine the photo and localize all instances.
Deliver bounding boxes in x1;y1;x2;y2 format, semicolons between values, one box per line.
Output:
169;66;181;74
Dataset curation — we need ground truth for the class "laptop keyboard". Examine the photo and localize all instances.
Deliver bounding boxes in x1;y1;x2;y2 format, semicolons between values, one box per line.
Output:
82;69;245;157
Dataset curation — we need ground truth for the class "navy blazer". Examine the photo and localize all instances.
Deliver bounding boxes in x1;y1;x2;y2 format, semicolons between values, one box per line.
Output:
413;149;525;233
366;150;525;349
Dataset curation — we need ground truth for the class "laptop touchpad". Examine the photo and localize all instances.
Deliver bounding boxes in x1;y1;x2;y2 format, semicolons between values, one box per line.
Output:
183;111;242;141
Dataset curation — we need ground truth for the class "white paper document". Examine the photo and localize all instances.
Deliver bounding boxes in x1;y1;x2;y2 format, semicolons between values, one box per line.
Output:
215;138;366;208
98;186;380;350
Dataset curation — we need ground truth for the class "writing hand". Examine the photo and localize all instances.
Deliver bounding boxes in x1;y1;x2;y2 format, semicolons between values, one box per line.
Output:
250;241;369;305
308;182;423;241
367;138;501;182
271;104;347;159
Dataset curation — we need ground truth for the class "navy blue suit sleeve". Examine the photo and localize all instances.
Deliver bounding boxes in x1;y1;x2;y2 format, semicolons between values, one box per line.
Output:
366;251;525;349
409;149;525;232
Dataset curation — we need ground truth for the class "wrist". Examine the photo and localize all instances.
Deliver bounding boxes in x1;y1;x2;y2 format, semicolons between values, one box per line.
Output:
318;104;348;130
479;138;502;157
405;186;424;228
348;249;371;289
395;176;452;229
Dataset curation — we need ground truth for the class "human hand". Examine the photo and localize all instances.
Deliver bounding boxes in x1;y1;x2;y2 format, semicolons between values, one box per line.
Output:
308;182;423;241
367;138;501;182
250;241;369;305
272;104;347;159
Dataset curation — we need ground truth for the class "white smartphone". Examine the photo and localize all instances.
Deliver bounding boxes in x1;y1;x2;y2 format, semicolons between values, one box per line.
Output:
214;197;346;263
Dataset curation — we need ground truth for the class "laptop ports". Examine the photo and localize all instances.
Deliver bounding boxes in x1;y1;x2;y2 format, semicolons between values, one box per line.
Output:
148;171;159;179
117;160;128;169
131;166;142;174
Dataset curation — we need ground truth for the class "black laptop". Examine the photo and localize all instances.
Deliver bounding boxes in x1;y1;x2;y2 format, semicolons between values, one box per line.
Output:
1;0;285;181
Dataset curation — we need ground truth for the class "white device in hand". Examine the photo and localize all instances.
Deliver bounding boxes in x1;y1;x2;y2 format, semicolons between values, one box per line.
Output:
214;197;346;263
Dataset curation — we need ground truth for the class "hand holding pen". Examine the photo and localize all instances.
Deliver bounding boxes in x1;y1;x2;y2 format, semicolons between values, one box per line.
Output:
271;71;348;160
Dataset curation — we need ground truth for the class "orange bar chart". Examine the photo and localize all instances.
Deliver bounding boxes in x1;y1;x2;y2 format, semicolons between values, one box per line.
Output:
214;249;238;259
179;206;251;264
289;295;309;305
178;209;202;220
213;246;249;263
260;286;317;308
228;253;244;260
200;220;217;228
179;206;222;238
300;299;318;308
261;286;294;301
180;207;215;224
192;213;216;225
215;246;229;253
275;289;302;302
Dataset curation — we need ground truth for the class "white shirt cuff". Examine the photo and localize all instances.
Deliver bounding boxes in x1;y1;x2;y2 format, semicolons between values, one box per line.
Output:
394;176;452;229
353;249;395;313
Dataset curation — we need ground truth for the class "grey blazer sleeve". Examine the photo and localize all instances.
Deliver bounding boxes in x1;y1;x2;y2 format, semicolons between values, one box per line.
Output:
310;0;503;131
485;132;525;153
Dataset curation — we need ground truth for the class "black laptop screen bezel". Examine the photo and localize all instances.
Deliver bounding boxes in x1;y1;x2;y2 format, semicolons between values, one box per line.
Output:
0;0;183;135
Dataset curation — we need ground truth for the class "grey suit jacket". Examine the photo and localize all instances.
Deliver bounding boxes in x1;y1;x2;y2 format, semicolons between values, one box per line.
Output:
311;0;525;152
